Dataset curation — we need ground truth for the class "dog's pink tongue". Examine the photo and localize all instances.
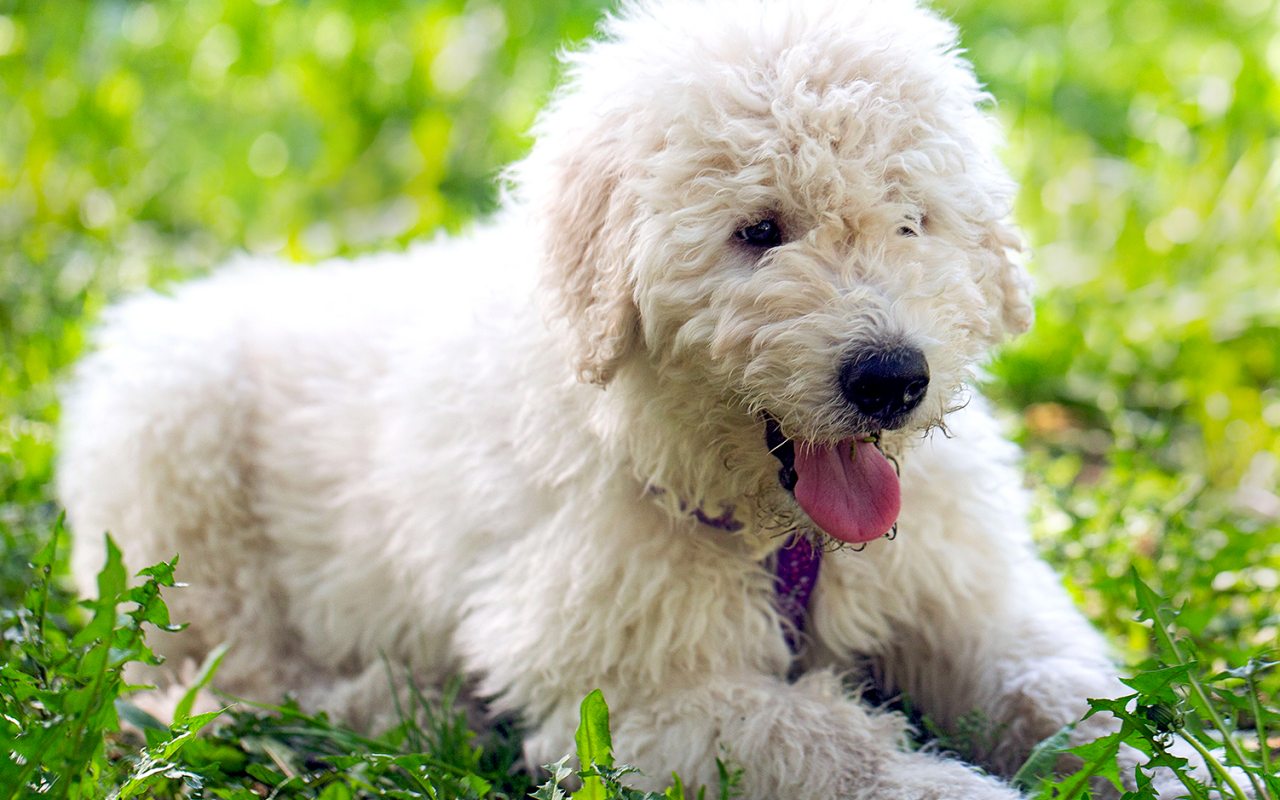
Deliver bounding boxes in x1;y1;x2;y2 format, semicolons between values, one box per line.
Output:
793;439;900;544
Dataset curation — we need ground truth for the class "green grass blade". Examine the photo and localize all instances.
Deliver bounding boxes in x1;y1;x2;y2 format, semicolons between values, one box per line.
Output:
174;642;230;724
573;689;613;800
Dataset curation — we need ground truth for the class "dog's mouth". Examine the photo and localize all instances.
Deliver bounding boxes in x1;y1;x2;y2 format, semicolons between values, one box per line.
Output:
764;414;901;544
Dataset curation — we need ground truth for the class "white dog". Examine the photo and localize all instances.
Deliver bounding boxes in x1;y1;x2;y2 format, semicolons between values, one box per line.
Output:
59;0;1146;797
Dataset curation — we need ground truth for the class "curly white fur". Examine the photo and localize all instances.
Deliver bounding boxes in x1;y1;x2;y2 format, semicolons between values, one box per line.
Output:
58;1;1183;798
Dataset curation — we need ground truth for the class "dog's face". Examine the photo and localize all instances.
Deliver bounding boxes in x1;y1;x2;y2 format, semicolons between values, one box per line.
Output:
521;0;1032;542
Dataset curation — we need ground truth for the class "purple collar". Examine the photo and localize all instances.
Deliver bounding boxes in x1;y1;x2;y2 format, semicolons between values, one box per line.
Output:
689;505;743;532
771;535;821;652
676;498;820;654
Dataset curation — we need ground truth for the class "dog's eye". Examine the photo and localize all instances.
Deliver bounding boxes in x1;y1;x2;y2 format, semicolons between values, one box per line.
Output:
735;219;783;249
897;214;925;238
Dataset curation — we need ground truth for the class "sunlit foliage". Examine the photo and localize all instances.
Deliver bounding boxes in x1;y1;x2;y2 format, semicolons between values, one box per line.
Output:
0;0;1276;766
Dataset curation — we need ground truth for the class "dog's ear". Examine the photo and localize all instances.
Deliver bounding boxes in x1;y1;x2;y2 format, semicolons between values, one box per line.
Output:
532;140;642;386
980;220;1034;340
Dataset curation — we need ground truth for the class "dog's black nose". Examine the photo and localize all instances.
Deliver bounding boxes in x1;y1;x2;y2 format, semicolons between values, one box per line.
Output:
839;346;930;429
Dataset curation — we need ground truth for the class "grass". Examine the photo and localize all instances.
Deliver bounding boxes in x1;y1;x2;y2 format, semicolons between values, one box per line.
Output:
1;527;1275;798
1;0;1278;796
1;525;537;799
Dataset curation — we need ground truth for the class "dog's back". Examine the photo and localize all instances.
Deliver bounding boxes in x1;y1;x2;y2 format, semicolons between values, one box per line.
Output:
57;223;554;721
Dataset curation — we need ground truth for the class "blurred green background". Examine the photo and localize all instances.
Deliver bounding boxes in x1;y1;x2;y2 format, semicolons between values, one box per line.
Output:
0;0;1276;690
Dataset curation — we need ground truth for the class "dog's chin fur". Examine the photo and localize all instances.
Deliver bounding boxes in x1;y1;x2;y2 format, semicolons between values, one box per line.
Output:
56;1;1203;798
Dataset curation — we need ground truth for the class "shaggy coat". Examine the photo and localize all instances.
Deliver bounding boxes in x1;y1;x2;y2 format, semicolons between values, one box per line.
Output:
59;1;1177;797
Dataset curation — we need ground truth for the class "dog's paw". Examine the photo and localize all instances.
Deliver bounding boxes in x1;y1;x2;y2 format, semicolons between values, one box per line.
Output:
864;755;1026;800
1147;766;1261;800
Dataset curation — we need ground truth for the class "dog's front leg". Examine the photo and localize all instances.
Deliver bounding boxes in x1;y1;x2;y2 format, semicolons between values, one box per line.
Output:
863;551;1190;799
946;612;1249;800
866;555;1121;776
851;551;1242;799
524;669;1026;800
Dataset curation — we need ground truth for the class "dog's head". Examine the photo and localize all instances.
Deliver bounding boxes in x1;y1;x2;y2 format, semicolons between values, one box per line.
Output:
517;0;1032;543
